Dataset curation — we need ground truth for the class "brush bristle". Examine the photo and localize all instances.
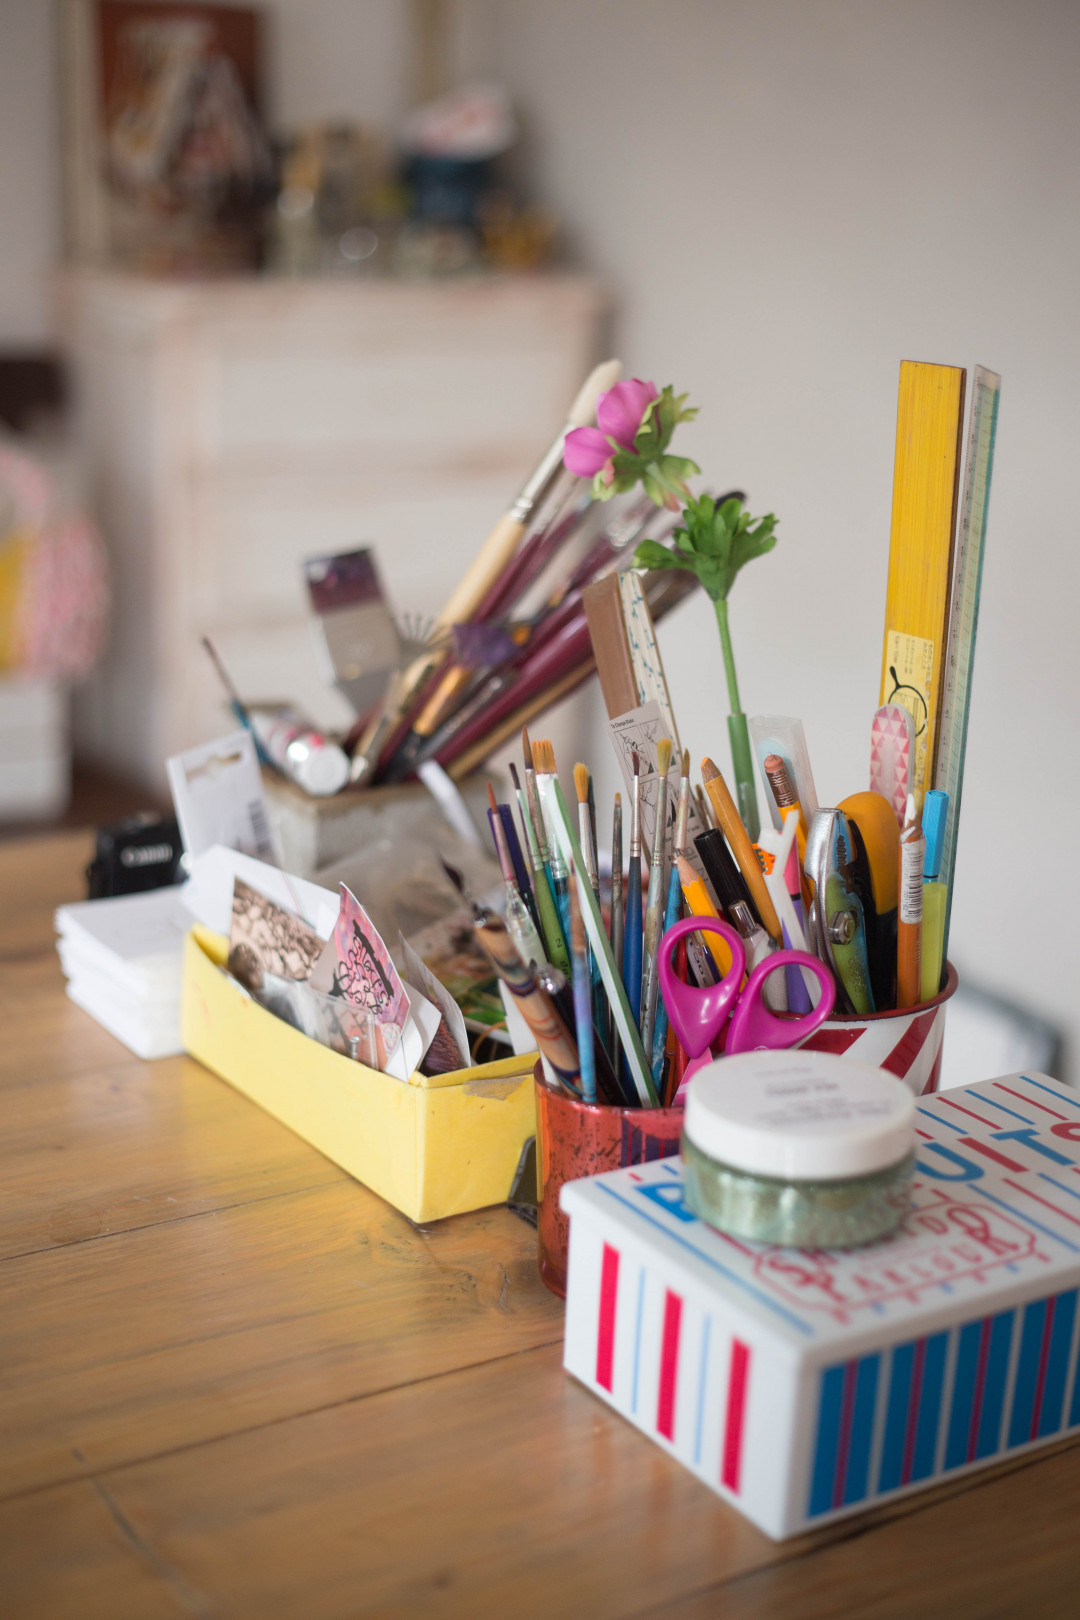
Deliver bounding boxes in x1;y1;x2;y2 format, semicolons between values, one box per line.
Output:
656;738;673;778
532;738;557;774
487;781;498;814
508;761;521;790
631;750;640;777
573;762;590;804
614;791;621;805
682;748;690;776
521;725;532;770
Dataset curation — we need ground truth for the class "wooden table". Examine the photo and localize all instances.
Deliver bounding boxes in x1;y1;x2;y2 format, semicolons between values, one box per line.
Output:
3;832;1080;1618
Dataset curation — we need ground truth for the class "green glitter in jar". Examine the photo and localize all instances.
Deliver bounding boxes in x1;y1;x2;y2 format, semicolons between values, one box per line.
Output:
681;1050;918;1250
682;1132;915;1248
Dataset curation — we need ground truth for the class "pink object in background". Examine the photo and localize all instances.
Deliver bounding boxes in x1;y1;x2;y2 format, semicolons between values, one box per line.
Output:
870;702;914;825
563;377;658;481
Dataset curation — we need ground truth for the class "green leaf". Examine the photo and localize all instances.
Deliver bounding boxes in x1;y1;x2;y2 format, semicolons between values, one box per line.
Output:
632;540;695;572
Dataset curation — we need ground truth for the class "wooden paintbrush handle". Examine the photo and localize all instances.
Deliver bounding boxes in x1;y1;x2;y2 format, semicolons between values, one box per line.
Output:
436;513;526;630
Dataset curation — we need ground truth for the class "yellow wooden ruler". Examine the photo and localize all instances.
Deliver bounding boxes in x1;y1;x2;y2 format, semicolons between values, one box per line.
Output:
879;360;967;801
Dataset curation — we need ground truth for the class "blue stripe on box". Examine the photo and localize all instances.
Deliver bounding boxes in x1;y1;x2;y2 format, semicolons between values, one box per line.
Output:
1008;1298;1048;1447
945;1318;985;1470
912;1333;948;1481
808;1366;845;1517
975;1312;1015;1459
842;1356;881;1506
878;1341;915;1493
1038;1289;1077;1438
1018;1074;1080;1111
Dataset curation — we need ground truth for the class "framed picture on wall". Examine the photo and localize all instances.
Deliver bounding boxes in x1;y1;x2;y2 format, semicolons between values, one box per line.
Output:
60;0;272;273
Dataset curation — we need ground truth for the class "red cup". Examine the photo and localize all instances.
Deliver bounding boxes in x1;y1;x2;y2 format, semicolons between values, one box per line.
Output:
534;1067;684;1298
796;961;958;1096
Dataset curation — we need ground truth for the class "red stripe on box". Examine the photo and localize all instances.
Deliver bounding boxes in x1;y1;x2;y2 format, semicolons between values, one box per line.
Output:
721;1339;751;1492
656;1290;683;1440
963;1138;1028;1172
998;1084;1068;1120
941;1096;1000;1129
1030;1296;1057;1439
832;1361;858;1509
967;1317;993;1462
900;1338;927;1486
1005;1178;1080;1229
596;1243;620;1391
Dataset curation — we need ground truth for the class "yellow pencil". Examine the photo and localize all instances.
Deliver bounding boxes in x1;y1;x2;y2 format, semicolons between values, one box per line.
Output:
675;852;736;978
700;758;783;944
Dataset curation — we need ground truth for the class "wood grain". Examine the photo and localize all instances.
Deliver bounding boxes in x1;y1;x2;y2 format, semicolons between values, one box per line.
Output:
0;1178;560;1499
0;1051;345;1260
5;831;1080;1616
0;830;93;961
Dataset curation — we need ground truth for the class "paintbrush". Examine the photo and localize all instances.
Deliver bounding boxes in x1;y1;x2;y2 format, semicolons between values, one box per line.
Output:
609;791;624;1075
573;761;607;1050
639;737;673;1056
536;770;658;1107
623;751;644;1049
435;359;622;631
567;871;596;1103
531;738;572;945
520;728;569;973
487;783;546;968
651;752;690;1085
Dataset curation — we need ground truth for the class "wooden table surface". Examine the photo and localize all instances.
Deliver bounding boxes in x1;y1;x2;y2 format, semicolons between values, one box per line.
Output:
3;831;1080;1619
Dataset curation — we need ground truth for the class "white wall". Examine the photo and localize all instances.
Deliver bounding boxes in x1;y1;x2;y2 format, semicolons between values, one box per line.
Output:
0;1;60;343
1;1;1076;1063
478;0;1080;1074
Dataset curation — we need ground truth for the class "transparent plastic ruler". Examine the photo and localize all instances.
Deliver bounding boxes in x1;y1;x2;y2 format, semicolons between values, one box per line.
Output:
934;365;1001;959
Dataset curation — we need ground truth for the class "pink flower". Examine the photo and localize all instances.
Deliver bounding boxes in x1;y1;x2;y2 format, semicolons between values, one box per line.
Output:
563;425;615;479
596;378;658;449
563;377;658;482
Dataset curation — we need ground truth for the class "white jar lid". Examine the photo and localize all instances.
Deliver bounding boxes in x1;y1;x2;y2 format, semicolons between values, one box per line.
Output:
683;1050;916;1182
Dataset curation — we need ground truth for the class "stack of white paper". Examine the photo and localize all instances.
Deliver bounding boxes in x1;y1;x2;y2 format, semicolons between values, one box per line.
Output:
55;887;191;1059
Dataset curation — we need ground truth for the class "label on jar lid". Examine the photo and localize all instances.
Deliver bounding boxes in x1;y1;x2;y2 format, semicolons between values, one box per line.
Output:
682;1050;916;1182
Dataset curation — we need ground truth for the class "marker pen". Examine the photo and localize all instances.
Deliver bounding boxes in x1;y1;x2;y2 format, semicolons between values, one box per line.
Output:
920;789;949;1002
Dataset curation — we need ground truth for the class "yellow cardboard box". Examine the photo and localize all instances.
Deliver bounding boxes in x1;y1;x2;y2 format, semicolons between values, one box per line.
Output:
181;926;537;1223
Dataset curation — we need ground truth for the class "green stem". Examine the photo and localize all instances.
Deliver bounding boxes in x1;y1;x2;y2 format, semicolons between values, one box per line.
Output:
713;596;742;717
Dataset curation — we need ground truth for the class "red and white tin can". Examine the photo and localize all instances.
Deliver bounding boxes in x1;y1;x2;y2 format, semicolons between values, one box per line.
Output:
795;961;957;1098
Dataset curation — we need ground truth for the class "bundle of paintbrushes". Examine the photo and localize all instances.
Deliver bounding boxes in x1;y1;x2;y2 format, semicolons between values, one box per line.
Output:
472;730;704;1110
329;359;704;788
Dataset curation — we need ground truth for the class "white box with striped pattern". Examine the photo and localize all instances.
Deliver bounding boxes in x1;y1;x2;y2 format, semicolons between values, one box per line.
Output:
561;1072;1080;1539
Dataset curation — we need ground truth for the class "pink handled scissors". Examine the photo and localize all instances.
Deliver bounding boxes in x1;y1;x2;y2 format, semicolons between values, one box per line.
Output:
657;915;836;1094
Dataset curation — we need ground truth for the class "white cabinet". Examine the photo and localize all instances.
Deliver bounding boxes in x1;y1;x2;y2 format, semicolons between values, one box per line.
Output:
59;271;607;791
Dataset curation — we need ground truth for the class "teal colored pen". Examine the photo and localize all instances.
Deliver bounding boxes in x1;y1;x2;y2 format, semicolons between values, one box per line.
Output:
651;861;683;1084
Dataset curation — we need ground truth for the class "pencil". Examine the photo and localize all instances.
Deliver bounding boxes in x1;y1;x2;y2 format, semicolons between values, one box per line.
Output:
701;757;783;944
